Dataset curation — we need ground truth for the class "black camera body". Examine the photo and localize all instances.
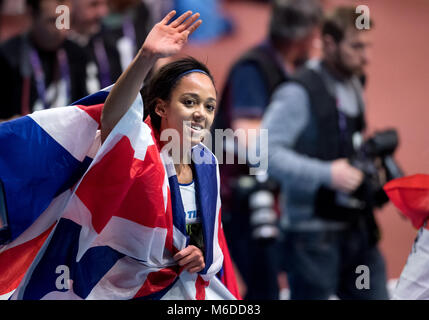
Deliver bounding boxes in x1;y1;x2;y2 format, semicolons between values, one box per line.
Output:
336;129;404;211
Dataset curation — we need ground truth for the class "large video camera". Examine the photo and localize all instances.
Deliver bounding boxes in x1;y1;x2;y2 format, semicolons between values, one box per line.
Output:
335;129;404;211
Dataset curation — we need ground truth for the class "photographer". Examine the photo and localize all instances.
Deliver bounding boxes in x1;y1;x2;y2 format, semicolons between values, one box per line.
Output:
262;6;390;299
213;0;323;299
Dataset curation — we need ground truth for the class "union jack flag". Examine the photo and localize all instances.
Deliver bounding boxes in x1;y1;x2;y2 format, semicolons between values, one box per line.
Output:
0;88;240;300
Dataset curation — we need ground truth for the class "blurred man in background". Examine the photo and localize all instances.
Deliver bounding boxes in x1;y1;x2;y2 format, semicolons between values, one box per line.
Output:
70;0;108;38
213;0;323;300
0;0;89;121
102;0;152;80
262;6;389;299
66;0;111;94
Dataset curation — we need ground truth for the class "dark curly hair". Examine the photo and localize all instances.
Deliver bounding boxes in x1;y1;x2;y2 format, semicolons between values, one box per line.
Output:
322;6;374;44
141;56;215;131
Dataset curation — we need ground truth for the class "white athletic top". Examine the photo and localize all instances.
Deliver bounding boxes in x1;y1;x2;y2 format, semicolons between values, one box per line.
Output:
179;181;201;225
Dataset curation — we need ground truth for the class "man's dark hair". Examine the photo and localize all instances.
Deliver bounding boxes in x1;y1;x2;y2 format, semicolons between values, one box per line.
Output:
141;57;215;131
26;0;66;16
26;0;40;14
269;0;323;45
322;6;373;43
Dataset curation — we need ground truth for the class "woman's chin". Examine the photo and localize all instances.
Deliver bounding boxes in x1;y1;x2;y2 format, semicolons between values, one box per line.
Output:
185;133;203;146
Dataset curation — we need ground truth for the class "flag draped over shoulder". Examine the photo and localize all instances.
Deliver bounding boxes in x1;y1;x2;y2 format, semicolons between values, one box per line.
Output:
0;89;241;300
384;174;429;299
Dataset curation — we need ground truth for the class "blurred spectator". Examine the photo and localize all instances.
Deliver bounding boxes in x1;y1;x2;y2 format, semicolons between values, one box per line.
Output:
262;6;389;299
142;0;172;23
212;0;323;299
0;0;87;121
66;0;111;94
66;0;154;95
103;0;152;77
70;0;108;37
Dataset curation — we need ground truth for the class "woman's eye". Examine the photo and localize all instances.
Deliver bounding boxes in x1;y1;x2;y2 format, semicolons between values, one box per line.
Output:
184;99;195;106
206;105;215;112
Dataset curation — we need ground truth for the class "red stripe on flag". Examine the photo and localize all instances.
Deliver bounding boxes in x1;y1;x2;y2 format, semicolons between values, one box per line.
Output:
217;209;242;299
195;275;209;300
76;104;103;126
163;188;175;254
0;224;55;295
76;136;168;233
133;267;179;298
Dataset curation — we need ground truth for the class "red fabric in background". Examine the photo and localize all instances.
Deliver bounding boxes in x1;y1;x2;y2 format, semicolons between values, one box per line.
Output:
384;174;429;229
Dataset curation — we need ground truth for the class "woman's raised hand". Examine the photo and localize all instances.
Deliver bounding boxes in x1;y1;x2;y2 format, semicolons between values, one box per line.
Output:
101;11;201;144
141;10;202;58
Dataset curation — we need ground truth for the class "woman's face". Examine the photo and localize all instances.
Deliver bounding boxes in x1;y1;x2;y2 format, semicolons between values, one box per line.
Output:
159;72;217;148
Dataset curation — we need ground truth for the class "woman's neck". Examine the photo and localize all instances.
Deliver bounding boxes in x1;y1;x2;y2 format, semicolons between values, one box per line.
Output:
157;123;194;180
160;140;192;164
174;150;192;183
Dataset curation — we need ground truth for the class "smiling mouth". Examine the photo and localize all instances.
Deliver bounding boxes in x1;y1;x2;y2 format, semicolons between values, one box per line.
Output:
189;124;204;132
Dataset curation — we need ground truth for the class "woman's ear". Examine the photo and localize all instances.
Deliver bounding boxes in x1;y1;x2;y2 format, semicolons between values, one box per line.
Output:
154;99;167;118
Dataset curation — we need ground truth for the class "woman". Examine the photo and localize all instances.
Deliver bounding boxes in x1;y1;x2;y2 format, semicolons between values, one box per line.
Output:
98;10;240;299
2;10;239;300
102;10;213;277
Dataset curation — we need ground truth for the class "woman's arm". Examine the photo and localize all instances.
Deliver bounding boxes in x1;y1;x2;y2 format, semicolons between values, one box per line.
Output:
100;10;202;143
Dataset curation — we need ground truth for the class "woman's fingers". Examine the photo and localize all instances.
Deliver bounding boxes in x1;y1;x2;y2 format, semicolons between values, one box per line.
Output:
187;19;202;36
160;10;177;25
185;262;205;273
173;245;205;273
174;249;202;266
182;256;205;273
157;10;201;44
173;245;193;261
169;10;193;28
185;252;204;267
177;12;201;32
